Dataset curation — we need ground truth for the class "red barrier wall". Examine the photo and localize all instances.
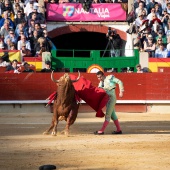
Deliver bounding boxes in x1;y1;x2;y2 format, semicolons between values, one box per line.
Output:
0;73;170;100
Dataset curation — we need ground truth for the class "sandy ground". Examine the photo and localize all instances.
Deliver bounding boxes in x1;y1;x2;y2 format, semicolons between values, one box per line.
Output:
0;111;170;170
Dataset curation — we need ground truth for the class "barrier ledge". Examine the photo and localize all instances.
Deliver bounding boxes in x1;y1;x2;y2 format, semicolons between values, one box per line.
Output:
1;100;170;104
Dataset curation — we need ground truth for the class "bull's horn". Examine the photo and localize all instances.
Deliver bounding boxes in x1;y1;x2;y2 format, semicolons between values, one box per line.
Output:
51;71;59;83
71;70;80;82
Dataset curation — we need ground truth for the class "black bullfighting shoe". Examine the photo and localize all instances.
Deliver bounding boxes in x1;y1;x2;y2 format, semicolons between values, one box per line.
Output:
94;131;104;135
112;131;122;134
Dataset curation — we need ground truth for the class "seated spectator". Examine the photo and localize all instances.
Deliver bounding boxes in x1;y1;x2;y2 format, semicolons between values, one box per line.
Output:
43;29;56;50
146;0;158;14
133;33;143;51
34;23;44;38
144;34;156;57
29;30;39;55
4;29;17;45
1;0;13;14
28;6;45;24
20;42;32;58
155;43;168;58
141;9;147;19
0;21;11;39
156;38;163;49
9;42;17;50
28;19;35;37
22;62;34;72
0;11;15;29
17;35;31;51
154;3;162;16
0;57;10;67
6;59;21;73
136;64;144;73
161;8;169;34
41;60;52;72
135;2;147;18
15;23;28;40
14;11;25;26
5;37;12;50
13;0;24;16
34;37;51;57
0;42;9;61
155;30;167;45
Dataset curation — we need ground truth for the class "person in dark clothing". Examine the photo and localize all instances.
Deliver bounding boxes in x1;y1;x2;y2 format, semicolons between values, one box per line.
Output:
41;60;52;72
106;28;122;57
22;62;34;72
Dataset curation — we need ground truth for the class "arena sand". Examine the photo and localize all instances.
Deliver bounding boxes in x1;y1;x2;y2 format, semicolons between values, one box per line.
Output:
0;111;170;170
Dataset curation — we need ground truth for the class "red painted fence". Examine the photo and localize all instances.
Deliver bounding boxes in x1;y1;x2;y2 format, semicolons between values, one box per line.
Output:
0;73;170;101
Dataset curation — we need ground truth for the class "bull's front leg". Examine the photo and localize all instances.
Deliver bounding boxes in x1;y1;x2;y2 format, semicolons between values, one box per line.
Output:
51;117;59;136
62;103;79;136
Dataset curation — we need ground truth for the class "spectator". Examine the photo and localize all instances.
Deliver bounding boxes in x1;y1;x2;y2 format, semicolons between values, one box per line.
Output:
135;2;147;18
0;21;11;39
133;33;143;51
28;19;35;37
29;30;39;55
15;23;28;40
14;11;25;26
20;42;32;58
136;64;144;73
141;9;147;19
34;22;44;38
28;6;45;24
0;57;10;67
9;42;17;50
161;9;170;34
0;11;15;29
6;59;21;73
134;12;145;29
34;37;51;57
41;60;52;72
155;43;168;58
17;35;31;51
1;0;13;14
5;37;12;50
43;29;56;50
155;30;167;46
155;4;162;16
156;38;163;49
0;42;9;61
4;29;17;45
146;0;158;14
147;7;161;21
22;62;34;72
144;34;156;57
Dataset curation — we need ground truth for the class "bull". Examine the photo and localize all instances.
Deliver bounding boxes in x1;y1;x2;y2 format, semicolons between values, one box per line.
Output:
43;71;80;136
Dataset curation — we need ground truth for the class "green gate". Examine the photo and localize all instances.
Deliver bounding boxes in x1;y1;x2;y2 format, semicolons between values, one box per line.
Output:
51;49;139;72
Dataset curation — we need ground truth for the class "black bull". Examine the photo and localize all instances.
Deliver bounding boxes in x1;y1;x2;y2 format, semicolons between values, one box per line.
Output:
43;71;80;136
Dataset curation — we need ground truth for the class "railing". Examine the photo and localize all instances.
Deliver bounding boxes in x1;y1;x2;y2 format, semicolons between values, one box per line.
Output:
51;49;139;72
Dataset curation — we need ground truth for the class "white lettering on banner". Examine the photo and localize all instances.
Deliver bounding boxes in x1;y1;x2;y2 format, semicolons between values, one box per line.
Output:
75;8;110;18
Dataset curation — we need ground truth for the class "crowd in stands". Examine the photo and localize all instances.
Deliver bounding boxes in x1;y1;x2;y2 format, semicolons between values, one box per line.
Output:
127;0;170;58
0;0;55;72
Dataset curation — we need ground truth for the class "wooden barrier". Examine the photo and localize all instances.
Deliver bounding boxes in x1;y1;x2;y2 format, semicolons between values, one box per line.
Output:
0;73;170;112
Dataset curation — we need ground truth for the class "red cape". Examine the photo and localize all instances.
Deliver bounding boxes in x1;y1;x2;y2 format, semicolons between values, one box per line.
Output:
70;75;109;118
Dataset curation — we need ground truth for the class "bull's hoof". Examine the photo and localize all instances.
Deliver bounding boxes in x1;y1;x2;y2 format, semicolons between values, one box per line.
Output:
51;131;57;136
60;130;65;135
43;131;50;135
60;130;69;136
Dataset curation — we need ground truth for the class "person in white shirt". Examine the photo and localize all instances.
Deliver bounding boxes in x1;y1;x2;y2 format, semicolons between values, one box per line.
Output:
17;35;31;51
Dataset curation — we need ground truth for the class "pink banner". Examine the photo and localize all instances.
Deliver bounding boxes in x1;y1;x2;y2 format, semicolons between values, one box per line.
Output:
46;3;126;21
